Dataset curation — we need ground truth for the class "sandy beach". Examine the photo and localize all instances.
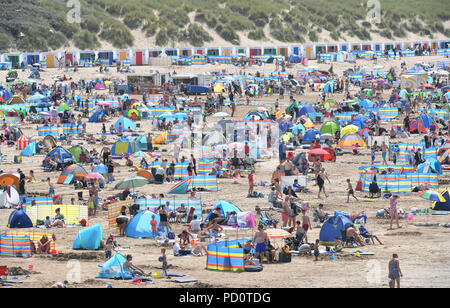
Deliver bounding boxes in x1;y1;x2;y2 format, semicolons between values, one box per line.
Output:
0;54;449;288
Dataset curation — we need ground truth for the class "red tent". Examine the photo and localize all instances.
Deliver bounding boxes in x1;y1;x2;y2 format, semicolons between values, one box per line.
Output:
16;135;29;150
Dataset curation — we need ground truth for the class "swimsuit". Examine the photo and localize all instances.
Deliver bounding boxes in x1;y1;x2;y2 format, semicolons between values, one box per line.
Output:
255;242;266;253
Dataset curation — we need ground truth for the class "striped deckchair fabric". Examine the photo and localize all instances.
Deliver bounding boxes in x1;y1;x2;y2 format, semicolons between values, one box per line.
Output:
334;112;355;124
108;200;135;230
358;165;415;174
377;108;398;121
5;232;55;250
361;172;439;193
174;162;189;179
208;56;232;64
135;197;202;220
25;204;88;226
38;126;58;136
189;175;218;191
148;107;175;118
198;158;215;174
0;233;32;257
63;124;83;135
206;239;247;272
22;197;54;208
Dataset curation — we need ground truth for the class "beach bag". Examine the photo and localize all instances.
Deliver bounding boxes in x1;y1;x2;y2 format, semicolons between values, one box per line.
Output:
278;251;291;263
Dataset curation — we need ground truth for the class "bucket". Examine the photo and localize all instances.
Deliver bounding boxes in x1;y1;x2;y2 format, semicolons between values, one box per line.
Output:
153;271;161;279
14;155;22;164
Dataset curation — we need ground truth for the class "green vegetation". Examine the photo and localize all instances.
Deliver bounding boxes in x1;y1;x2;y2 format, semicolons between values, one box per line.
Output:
0;0;447;52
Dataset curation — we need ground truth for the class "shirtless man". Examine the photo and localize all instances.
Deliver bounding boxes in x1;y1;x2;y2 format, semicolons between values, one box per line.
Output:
381;141;388;164
346;179;358;203
253;225;269;265
100;146;111;165
346;226;364;247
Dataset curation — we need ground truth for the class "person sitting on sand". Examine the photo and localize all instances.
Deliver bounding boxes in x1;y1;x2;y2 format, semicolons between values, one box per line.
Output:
51;208;65;228
172;241;191;256
333;236;343;252
37;235;51;254
178;230;193;246
192;243;207;257
122;254;149;277
208;220;223;239
298;243;313;255
346;225;364;247
359;225;383;245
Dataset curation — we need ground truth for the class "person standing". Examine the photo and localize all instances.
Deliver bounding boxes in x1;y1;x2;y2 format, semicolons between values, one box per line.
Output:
381;141;388;164
388;254;403;288
317;167;330;199
190;154;197;176
253;225;269;265
281;196;290;227
47;177;55;197
389;195;401;230
247;170;255;197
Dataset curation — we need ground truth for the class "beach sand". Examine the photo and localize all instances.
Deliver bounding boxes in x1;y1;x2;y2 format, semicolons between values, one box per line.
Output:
0;54;449;288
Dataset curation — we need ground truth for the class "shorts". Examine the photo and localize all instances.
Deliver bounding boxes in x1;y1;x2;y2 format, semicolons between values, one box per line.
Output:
255;242;266;253
282;213;289;222
348;189;354;195
105;250;112;259
314;250;319;257
302;224;309;232
88;201;94;209
382;152;387;159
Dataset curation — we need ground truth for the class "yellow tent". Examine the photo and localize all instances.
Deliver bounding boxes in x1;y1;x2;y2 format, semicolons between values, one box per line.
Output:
153;131;167;145
213;84;225;93
7;95;25;105
303;121;315;129
341;125;359;136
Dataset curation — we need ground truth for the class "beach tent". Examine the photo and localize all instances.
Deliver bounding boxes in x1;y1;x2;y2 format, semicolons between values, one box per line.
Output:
58;103;70;112
0;186;20;209
202;131;227;146
43;135;57;149
7;95;25;105
114;117;136;132
291;123;305;135
341;124;360;136
419;113;434;128
243;111;266;121
27;92;47;104
43;146;74;166
16;135;29;150
298;105;315;116
205;200;242;222
68;145;90;163
20;140;38;157
7;209;33;228
153;132;167;145
302;129;321;144
93;163;108;176
57;164;88;184
125;210;161;239
320;121;340;136
338;133;366;148
319;215;353;245
111;136;136;156
206;239;247;272
89;109;106;123
96;252;133;279
417;159;442;174
0;233;32;257
72;223;104;250
134;135;149;151
127;108;141;120
432;189;450;211
168;177;192;194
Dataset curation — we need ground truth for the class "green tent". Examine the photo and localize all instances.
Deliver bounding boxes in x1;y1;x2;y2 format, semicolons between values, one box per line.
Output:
320;121;340;135
68;145;89;163
323;99;336;111
58;103;70;112
127;108;141;120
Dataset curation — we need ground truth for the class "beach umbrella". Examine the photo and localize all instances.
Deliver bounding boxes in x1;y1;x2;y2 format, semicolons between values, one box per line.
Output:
114;176;148;190
417;190;446;202
266;228;292;239
213;112;230;118
131;151;153;160
87;172;105;181
308;148;329;156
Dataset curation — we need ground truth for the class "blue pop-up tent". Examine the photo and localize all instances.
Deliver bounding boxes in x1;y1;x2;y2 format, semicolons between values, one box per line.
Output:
96;252;133;280
319;215;353;245
73;223;104;250
205;200;242;222
125;210;161;239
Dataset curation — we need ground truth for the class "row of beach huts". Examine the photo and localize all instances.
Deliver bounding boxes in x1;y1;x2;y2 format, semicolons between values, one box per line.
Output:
0;39;448;69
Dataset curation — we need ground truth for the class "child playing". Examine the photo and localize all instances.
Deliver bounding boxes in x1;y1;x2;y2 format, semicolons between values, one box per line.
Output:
160;248;169;279
314;239;320;261
346;179;358;203
150;215;158;239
